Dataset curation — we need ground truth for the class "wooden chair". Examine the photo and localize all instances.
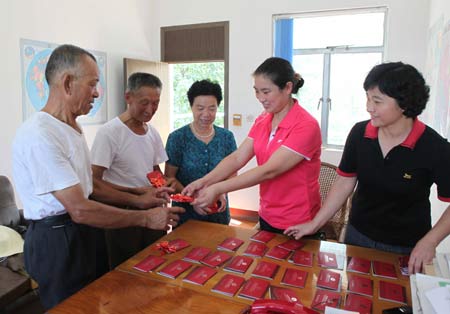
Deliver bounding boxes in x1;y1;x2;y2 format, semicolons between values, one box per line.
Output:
319;162;353;242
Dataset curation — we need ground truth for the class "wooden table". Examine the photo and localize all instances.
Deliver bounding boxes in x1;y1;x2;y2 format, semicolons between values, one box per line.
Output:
49;220;411;313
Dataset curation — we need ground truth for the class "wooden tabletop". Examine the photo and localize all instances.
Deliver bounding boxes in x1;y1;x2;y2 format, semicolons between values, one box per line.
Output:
49;220;411;313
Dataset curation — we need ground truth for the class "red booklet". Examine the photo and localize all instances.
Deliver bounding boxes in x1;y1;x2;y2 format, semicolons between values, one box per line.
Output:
201;251;232;268
252;260;280;280
265;246;291;260
347;256;371;274
238;277;270;300
347;275;373;297
182;265;217;285
243;241;267;258
183;247;212;263
217;237;245;252
372;260;398;279
378;280;407;304
146;171;166;188
316;269;341;291
269;286;302;304
167;238;191;252
311;289;341;312
211;274;245;297
280;268;308;289
250;230;276;243
224;255;254;274
289;250;313;267
157;259;192;279
277;239;305;251
344;293;372;314
133;255;167;272
317;251;338;269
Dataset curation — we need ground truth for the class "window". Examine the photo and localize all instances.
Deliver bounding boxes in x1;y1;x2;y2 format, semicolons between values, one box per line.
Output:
274;8;386;147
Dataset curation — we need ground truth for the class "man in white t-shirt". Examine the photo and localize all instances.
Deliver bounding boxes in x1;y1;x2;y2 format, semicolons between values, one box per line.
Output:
12;45;183;310
90;72;171;268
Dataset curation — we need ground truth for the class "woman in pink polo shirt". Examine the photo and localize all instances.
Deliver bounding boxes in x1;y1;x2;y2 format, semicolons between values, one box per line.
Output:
183;57;322;233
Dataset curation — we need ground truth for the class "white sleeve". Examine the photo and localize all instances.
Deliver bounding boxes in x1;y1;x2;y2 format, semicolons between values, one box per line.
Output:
91;127;115;169
150;126;168;165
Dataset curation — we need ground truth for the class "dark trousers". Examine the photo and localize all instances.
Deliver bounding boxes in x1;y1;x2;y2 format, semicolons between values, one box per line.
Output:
24;215;106;310
105;227;166;269
259;217;326;240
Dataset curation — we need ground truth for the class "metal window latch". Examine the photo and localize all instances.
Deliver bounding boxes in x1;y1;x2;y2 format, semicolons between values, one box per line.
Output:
317;97;323;110
327;98;332;111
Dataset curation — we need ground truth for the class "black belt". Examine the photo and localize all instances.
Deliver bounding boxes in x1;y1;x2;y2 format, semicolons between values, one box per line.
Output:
30;213;72;227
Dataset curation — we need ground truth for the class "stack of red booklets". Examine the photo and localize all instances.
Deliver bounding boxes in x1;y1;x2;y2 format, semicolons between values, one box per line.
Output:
250;230;276;243
317;251;339;269
316;269;341;291
347;275;373;297
201;251;232;268
269;286;302;304
289;250;313;267
344;293;372;314
224;255;254;274
243;241;267;258
265;246;291;260
211;274;245;297
157;259;192;279
277;239;305;251
133;255;167;272
311;289;341;312
280;268;308;289
182;247;212;263
372;260;398;279
378;280;407;304
217;237;245;252
182;265;217;285
347;256;371;274
252;260;280;280
238;277;270;300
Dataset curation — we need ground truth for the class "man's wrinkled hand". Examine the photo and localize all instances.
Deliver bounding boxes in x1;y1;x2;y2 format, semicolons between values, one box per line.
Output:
145;206;185;230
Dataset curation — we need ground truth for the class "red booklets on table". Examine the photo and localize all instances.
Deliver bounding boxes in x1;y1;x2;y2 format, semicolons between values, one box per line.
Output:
211;274;245;297
378;280;407;304
347;256;371;274
201;251;232;268
265;246;291;261
243;241;267;258
281;268;308;289
250;230;276;243
347;275;373;297
133;255;167;272
238;277;270;300
316;269;341;291
289;250;313;267
217;237;245;252
277;239;305;251
183;247;212;263
182;265;217;285
311;289;341;312
372;260;398;279
252;260;280;280
157;259;192;279
167;239;191;252
317;251;339;269
344;293;372;314
224;255;253;274
269;286;302;304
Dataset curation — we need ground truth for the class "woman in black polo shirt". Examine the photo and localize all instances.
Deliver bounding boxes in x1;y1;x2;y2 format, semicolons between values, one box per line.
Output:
285;62;450;275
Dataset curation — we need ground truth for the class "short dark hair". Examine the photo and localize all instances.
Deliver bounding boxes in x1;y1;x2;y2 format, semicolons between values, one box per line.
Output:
45;44;96;86
187;80;223;107
253;57;304;94
127;72;162;93
363;62;430;118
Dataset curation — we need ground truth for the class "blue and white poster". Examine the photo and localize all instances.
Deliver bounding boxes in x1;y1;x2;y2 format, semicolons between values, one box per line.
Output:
20;39;107;124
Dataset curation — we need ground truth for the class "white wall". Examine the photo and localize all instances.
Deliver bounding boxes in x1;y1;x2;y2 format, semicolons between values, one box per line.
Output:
149;0;429;210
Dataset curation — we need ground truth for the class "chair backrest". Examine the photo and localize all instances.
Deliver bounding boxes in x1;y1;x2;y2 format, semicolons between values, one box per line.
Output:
0;176;21;227
318;162;352;242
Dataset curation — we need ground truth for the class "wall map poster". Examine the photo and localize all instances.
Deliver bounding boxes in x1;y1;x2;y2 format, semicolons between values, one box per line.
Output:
20;39;107;124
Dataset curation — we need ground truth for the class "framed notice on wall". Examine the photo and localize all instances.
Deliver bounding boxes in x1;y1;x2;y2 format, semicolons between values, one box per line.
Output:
19;38;108;125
